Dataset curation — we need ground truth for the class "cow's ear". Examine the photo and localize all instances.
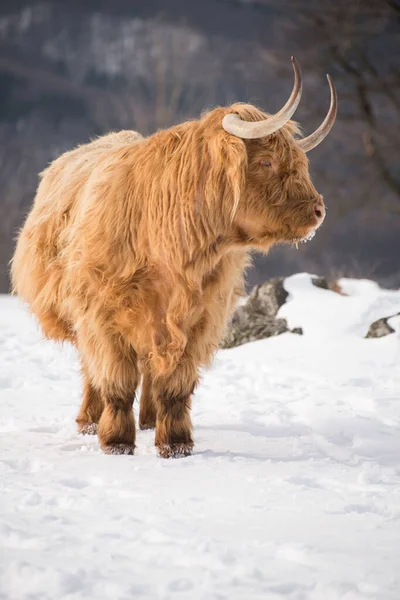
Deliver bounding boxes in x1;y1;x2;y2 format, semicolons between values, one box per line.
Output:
206;131;247;220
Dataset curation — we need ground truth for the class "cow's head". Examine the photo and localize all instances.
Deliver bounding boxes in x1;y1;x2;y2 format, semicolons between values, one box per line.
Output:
201;57;337;249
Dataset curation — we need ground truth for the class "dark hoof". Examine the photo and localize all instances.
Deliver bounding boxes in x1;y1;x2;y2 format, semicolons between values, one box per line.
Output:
102;443;135;455
139;421;156;431
157;442;193;459
77;422;98;435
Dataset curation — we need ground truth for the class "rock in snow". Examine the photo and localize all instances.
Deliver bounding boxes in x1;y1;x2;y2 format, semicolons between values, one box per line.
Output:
1;273;400;600
366;313;400;338
222;276;342;349
224;275;399;348
221;277;296;349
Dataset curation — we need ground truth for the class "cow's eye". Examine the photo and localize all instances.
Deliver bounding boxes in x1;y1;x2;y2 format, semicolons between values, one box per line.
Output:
260;159;272;167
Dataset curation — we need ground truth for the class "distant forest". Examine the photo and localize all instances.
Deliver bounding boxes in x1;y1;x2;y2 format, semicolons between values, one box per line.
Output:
0;0;399;292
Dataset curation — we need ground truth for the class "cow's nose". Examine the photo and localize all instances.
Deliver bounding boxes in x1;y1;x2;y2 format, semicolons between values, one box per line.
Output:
314;196;325;223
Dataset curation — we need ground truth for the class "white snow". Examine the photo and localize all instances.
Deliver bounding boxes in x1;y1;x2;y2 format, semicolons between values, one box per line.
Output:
1;273;400;600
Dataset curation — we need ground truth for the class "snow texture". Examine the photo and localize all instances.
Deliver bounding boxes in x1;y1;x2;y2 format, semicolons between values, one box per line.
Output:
1;273;400;600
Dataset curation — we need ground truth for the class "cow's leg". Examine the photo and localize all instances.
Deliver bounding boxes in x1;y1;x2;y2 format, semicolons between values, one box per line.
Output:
139;366;157;430
78;331;139;455
97;358;139;454
76;367;104;435
97;383;137;455
153;363;198;458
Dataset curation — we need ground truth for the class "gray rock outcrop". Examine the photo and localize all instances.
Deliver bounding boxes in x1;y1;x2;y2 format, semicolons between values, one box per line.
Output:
221;276;342;349
366;314;399;338
221;278;301;349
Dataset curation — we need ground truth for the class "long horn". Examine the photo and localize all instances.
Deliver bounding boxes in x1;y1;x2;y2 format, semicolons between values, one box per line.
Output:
298;74;337;152
222;56;302;140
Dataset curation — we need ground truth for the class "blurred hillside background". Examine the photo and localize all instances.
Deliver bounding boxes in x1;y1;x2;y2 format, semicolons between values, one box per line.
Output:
0;0;399;292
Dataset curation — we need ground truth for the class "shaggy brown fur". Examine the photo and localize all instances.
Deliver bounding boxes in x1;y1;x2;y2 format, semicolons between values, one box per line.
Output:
11;104;325;458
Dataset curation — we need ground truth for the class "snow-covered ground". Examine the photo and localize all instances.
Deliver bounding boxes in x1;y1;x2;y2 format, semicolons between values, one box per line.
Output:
1;274;400;600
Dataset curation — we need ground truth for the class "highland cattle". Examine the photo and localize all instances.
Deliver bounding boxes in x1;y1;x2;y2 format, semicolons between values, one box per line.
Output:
12;57;337;457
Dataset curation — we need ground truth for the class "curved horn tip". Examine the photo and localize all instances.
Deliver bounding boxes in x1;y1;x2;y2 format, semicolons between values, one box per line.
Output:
291;56;302;84
326;74;337;94
326;74;337;102
291;56;300;68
